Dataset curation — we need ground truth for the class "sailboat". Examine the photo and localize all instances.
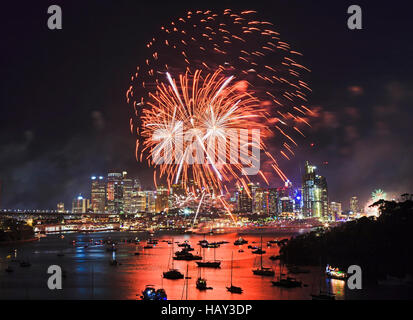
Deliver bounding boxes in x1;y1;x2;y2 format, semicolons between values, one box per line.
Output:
272;258;302;287
226;252;243;294
252;236;275;276
163;239;184;279
196;241;221;268
196;264;213;290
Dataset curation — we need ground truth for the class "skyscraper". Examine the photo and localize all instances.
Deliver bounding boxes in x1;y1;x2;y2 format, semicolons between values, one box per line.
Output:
155;185;169;213
302;161;329;220
253;186;268;215
72;195;90;213
122;174;133;214
238;183;252;213
107;171;123;214
350;196;360;214
91;176;106;213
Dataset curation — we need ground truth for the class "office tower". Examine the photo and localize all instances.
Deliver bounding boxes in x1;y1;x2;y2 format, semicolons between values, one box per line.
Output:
145;190;156;213
122;175;133;214
107;171;123;214
268;188;279;216
57;202;65;213
91;176;106;213
350;196;359;214
130;178;142;213
72;195;90;213
302;161;329;220
238;183;252;213
253;187;268;215
155;185;169;213
276;180;295;217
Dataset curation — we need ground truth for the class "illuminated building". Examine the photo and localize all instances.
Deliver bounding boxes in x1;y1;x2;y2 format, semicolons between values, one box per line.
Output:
268;188;278;216
238;183;252;213
145;190;156;213
302;161;329;220
91;176;106;213
122;174;133;214
350;196;360;214
133;190;147;213
253;187;268;215
155;185;169;213
57;202;65;213
72;195;90;213
107;171;123;214
329;202;342;221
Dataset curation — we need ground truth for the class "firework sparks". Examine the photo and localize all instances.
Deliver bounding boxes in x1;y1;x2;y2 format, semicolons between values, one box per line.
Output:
126;9;313;219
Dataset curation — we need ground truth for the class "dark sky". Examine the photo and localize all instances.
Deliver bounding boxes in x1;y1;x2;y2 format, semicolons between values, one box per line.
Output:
1;0;412;210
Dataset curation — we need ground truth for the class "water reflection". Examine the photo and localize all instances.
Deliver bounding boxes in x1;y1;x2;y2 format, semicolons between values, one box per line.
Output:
0;231;333;300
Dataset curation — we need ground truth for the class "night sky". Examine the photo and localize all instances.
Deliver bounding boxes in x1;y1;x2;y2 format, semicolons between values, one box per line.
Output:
1;0;412;210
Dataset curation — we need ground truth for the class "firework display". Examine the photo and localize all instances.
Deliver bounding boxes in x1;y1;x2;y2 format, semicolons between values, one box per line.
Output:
126;9;314;195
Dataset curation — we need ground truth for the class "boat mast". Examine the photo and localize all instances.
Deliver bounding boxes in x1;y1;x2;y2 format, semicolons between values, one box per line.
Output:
260;236;263;270
230;252;233;286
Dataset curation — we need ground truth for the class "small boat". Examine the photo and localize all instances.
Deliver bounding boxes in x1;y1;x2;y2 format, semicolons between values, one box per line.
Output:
253;267;275;276
173;252;202;260
252;248;266;254
269;255;280;261
226;252;242;294
196;261;221;268
234;237;248;245
252;236;274;277
238;249;244;253
325;265;348;280
196;244;221;267
141;285;167;300
163;240;184;279
163;269;184;279
196;277;213;290
143;245;153;249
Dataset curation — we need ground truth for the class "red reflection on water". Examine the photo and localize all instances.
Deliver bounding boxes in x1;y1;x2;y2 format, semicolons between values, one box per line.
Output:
122;233;325;300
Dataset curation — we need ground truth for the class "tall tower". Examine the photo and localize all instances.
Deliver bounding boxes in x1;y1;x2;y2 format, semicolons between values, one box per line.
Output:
107;171;123;214
302;161;329;220
350;196;359;214
91;176;106;213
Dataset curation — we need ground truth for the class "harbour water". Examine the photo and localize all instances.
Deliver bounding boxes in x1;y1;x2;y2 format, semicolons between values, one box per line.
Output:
0;231;409;300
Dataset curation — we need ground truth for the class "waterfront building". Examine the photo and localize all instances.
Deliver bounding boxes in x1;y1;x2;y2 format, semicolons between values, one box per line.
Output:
72;195;90;213
91;176;106;213
302;161;329;220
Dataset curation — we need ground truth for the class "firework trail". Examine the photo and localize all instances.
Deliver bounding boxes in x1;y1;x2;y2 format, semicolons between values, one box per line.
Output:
126;9;314;212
